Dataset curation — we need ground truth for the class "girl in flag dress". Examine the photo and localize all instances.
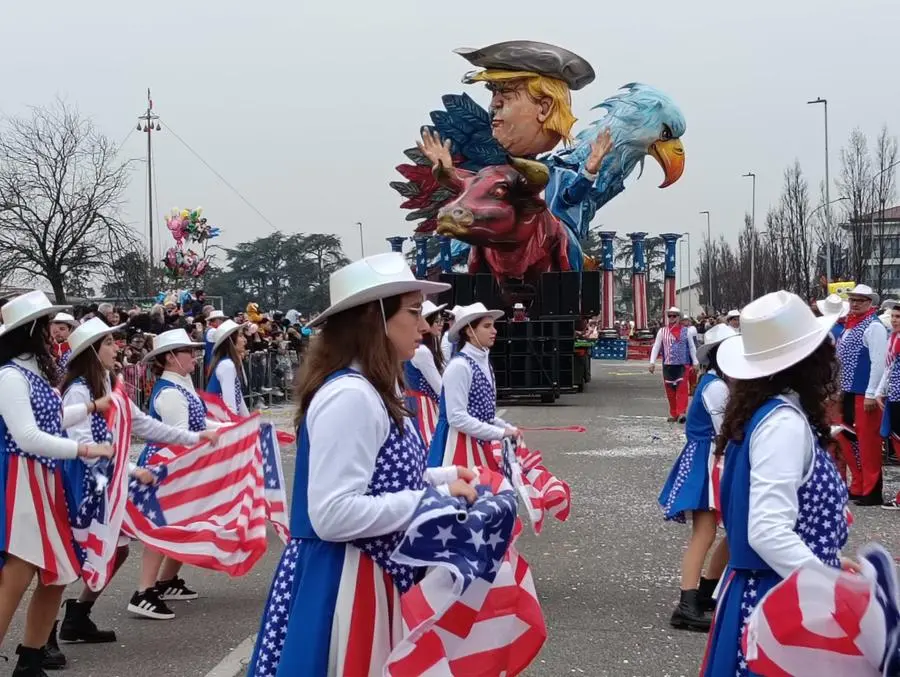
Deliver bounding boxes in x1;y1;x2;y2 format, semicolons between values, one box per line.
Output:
206;319;250;417
247;253;477;677
428;303;520;469
658;323;735;633
0;291;114;677
39;318;219;667
701;292;854;677
404;300;445;446
127;329;230;620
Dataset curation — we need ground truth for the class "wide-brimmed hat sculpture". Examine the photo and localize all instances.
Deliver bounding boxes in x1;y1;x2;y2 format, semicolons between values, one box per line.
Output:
68;318;127;361
697;324;738;366
717;290;839;380
308;253;449;328
448;302;505;341
142;329;204;362
0;291;70;337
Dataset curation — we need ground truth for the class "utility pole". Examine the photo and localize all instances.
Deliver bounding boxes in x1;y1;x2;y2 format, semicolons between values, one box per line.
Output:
137;89;161;279
700;211;712;312
743;172;757;300
356;222;365;258
808;97;831;284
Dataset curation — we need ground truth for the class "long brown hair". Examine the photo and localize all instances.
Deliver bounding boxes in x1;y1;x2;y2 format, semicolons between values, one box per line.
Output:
425;311;445;373
294;295;410;429
714;340;838;456
208;333;244;385
61;338;115;399
0;316;59;386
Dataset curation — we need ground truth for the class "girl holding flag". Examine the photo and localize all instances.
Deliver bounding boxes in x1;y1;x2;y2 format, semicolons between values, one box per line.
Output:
247;252;478;676
428;302;520;469
876;299;900;509
404;300;445;445
701;292;853;677
206;319;250;417
39;318;218;667
0;291;114;677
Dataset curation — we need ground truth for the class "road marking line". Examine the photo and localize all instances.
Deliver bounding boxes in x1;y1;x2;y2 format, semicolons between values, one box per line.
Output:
204;634;256;677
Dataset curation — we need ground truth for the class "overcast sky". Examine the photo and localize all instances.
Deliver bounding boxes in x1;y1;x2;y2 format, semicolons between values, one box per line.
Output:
3;0;899;282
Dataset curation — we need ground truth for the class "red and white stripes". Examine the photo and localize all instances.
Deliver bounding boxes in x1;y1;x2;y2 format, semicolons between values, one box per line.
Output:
632;272;648;330
601;269;615;329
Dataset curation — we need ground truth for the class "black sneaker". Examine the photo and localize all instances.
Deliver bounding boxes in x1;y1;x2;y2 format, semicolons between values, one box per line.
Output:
156;576;199;601
127;588;175;620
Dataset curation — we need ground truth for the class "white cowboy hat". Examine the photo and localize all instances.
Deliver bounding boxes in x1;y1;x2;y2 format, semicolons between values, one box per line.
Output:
847;284;880;305
51;312;78;327
142;328;203;362
448;302;505;341
666;306;683;316
717;290;838;380
307;253;450;328
879;310;892;329
816;294;850;319
447;305;463;317
422;300;447;320
206;309;226;321
697;324;738;365
0;291;70;337
212;319;243;350
726;309;741;319
513;303;525;310
68;318;127;361
881;299;900;312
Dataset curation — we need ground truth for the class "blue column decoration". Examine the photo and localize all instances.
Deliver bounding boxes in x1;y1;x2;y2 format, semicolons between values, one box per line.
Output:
630;232;648;275
598;231;616;271
414;237;429;279
438;236;453;273
386;236;407;253
660;233;681;280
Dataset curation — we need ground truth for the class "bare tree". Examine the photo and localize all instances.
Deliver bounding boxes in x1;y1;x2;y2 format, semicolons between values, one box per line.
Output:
837;127;876;284
0;100;136;301
872;125;898;295
780;162;814;298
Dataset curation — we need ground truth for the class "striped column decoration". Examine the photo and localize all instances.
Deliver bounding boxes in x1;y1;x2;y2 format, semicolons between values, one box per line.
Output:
386;236;407;253
414;236;429;278
599;231;617;332
660;233;681;314
629;232;649;333
438;236;453;273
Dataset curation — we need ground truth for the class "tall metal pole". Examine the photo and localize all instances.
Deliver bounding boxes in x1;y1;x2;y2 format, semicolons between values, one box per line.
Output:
743;173;757;300
137;89;160;280
808;98;831;284
681;232;692;316
700;211;712;312
356;222;365;258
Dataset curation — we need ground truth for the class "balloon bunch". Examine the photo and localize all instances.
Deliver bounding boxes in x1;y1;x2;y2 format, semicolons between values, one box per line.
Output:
162;206;219;280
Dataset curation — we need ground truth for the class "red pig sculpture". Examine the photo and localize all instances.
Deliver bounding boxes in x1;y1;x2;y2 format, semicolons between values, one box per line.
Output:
434;156;572;284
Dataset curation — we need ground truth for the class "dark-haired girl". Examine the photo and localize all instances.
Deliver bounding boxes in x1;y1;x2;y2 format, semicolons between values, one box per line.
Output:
659;323;735;632
404;300;445;446
0;291;113;676
701;292;853;677
206;319;250;417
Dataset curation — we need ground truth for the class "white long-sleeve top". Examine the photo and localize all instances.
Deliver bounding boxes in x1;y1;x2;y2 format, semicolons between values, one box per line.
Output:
62;378;200;447
0;356;91;459
649;326;699;365
154;370;228;430
440;332;453;365
306;371;458;542
746;394;829;579
442;343;508;441
411;344;442;395
214;359;250;417
700;377;729;434
860;320;888;398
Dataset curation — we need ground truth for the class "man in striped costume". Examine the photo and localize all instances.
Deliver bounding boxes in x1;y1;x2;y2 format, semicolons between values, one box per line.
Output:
649;306;698;422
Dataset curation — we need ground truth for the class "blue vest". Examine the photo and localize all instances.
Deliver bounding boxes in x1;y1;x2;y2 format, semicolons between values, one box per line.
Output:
206;358;243;413
837;313;882;394
684;372;720;441
403;360;438;402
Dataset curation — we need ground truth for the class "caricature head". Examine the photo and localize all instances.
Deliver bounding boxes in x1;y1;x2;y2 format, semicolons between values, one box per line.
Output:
470;70;576;156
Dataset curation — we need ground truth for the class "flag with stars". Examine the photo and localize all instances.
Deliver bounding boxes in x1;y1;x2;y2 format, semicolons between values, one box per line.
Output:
66;382;134;591
385;467;547;677
121;414;270;576
492;437;572;534
744;543;900;677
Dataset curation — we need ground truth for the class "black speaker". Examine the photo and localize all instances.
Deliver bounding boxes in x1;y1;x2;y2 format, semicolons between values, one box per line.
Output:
581;271;601;316
540;272;561;316
437;273;455;308
560;271;581;315
475;274;497;308
453;274;475;306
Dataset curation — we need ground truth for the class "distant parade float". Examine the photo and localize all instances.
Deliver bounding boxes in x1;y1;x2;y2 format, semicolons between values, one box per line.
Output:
389;40;688;398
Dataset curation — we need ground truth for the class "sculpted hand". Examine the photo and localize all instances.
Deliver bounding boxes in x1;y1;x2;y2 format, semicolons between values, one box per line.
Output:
417;128;453;170
585;128;613;174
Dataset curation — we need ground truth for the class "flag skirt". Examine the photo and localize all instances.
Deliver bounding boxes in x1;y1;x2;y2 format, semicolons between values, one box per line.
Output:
247;538;402;677
409;390;439;448
0;453;80;586
658;436;714;522
427;420;497;470
700;567;779;677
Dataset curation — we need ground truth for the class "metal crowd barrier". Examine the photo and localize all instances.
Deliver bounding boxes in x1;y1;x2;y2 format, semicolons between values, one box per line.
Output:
120;349;299;413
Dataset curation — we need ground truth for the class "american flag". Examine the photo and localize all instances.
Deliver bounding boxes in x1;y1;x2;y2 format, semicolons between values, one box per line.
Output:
121;415;271;576
492;437;571;534
743;543;899;677
67;382;134;591
385;467;546;676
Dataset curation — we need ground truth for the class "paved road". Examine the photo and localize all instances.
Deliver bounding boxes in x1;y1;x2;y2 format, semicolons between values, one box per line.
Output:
4;361;899;676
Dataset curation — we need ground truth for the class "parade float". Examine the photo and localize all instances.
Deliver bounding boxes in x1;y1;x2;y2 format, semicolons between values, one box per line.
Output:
390;40;687;400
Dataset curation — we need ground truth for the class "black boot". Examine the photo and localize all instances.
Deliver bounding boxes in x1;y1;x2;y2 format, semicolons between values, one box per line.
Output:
40;622;66;670
853;473;884;507
13;645;49;677
669;589;711;632
697;576;719;613
58;599;117;643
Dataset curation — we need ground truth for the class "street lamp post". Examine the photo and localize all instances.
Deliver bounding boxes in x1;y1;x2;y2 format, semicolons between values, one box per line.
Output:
356;221;365;258
743;172;757;300
808;97;832;283
679;233;692;316
700;211;712;312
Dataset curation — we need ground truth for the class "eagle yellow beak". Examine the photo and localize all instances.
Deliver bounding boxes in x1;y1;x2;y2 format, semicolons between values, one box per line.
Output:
648;138;685;188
